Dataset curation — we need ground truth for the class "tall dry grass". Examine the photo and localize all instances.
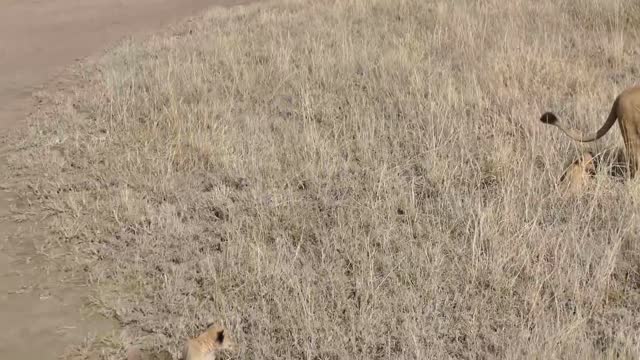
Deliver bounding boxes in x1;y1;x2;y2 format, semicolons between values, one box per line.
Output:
9;0;640;358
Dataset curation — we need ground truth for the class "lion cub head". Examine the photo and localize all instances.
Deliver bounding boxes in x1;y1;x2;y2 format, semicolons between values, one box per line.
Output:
559;151;597;194
181;323;234;360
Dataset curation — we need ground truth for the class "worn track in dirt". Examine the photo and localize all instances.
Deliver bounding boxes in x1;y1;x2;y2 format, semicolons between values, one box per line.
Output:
0;1;257;358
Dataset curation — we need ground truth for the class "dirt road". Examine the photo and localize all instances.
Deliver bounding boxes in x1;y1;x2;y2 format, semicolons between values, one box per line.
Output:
0;1;256;358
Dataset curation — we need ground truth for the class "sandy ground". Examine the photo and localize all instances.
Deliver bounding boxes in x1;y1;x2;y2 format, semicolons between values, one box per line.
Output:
0;1;256;358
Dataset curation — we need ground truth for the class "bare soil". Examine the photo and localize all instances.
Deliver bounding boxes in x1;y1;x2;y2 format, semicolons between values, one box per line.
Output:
0;1;256;359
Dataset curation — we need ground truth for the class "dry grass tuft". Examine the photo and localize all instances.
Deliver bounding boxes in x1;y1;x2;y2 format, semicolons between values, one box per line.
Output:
8;0;640;358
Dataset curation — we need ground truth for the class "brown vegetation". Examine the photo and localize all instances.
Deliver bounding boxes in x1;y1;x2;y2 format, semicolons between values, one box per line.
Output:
7;0;640;358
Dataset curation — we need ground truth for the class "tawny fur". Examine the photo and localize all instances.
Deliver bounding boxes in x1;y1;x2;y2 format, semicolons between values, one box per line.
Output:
182;324;233;360
540;85;640;178
559;151;597;194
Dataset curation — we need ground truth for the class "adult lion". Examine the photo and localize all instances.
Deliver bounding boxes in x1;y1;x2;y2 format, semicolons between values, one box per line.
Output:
540;85;640;178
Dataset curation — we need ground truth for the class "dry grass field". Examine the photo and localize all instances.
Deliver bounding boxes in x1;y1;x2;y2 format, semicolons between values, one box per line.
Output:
7;0;640;358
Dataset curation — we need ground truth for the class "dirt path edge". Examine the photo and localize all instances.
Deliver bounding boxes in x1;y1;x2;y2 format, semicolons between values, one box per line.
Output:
0;1;259;358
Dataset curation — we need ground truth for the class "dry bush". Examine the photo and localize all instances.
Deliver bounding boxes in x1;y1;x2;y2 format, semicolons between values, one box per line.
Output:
9;0;640;358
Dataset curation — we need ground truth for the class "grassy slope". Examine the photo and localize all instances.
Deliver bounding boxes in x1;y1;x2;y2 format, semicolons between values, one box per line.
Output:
10;0;640;358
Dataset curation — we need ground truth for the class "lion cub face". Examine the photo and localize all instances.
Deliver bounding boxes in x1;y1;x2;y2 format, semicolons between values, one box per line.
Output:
560;151;597;194
182;324;233;360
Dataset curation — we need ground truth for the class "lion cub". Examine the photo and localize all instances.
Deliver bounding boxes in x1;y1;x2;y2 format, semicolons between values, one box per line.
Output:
559;151;597;194
181;324;234;360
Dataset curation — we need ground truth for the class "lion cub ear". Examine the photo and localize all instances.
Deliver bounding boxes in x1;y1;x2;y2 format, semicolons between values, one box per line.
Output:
215;328;226;346
209;325;234;351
